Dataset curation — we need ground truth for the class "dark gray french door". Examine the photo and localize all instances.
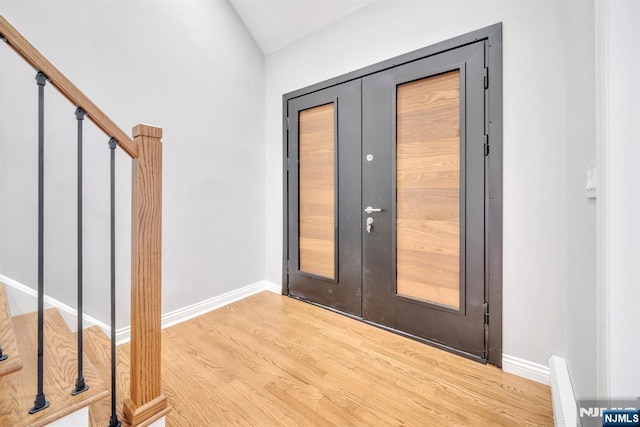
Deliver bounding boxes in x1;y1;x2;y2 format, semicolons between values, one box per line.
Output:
286;37;494;360
287;80;362;316
361;42;486;357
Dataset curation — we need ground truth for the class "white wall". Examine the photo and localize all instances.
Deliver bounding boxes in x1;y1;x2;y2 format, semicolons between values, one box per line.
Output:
607;0;640;397
0;0;265;328
265;0;595;369
562;0;598;400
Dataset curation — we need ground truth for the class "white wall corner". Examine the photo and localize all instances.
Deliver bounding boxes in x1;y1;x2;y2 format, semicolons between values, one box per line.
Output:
549;355;578;427
262;280;282;294
595;0;611;400
502;354;550;385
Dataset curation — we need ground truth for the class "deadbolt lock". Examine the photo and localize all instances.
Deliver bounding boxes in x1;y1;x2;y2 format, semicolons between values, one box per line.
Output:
366;217;374;233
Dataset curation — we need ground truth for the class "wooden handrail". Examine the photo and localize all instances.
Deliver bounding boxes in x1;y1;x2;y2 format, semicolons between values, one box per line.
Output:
0;15;137;158
0;14;168;425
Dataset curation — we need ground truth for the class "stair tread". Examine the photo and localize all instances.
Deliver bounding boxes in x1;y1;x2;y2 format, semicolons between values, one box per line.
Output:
0;282;22;377
83;326;131;426
0;308;109;427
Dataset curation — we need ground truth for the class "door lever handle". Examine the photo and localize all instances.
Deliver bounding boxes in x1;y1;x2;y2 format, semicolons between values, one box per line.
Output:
364;206;382;214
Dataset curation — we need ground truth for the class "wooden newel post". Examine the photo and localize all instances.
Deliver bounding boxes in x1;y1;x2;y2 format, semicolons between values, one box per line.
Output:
124;124;170;425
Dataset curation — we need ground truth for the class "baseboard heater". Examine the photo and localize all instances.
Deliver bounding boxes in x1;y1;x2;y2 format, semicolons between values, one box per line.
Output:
549;355;578;426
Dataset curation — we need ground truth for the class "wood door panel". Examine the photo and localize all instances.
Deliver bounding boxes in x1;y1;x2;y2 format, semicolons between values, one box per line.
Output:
397;141;460;171
299;103;335;279
396;171;459;188
299;238;335;278
300;189;334;200
396;188;459;219
299;202;334;216
396;220;460;252
299;217;334;240
396;279;459;308
397;116;460;139
397;261;459;285
397;256;460;304
396;70;460;308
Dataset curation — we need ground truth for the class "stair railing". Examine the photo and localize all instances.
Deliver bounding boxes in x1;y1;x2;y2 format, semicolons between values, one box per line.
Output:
0;14;169;426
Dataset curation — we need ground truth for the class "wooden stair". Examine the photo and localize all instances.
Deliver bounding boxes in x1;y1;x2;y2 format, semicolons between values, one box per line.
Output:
0;308;109;426
84;326;169;427
85;326;172;427
0;282;22;378
83;326;136;427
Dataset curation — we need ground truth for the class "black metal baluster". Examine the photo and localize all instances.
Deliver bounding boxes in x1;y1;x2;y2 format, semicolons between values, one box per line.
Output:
29;71;50;415
72;108;89;396
0;35;8;365
0;34;8;365
108;138;121;427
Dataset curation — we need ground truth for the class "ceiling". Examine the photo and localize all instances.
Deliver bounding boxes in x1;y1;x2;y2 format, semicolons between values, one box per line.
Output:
228;0;377;55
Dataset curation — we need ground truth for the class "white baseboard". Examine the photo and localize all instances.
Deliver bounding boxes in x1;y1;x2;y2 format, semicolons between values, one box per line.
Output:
3;273;555;389
0;274;110;333
115;280;282;345
1;273;282;345
549;355;577;427
3;274;554;390
503;354;550;385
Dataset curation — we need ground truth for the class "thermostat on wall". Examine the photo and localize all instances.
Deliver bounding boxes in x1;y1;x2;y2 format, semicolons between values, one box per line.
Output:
586;159;597;199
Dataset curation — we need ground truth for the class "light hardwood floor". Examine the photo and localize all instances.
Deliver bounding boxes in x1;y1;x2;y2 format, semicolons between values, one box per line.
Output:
91;291;553;426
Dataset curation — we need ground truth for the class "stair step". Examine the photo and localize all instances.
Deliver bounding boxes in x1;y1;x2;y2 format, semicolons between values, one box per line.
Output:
0;282;22;378
0;308;109;426
83;326;131;426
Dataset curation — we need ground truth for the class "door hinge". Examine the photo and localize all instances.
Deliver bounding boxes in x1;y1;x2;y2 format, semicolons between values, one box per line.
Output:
483;67;489;89
286;116;290;130
483;302;489;323
483;134;489;156
287;259;291;273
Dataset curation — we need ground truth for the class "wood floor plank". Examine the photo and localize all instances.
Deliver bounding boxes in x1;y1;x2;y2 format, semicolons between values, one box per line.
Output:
0;309;109;427
218;298;497;425
214;305;431;425
91;291;553;426
251;293;553;425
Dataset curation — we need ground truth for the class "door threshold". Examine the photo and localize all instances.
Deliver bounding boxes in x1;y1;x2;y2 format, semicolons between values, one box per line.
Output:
288;294;363;321
289;294;488;365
